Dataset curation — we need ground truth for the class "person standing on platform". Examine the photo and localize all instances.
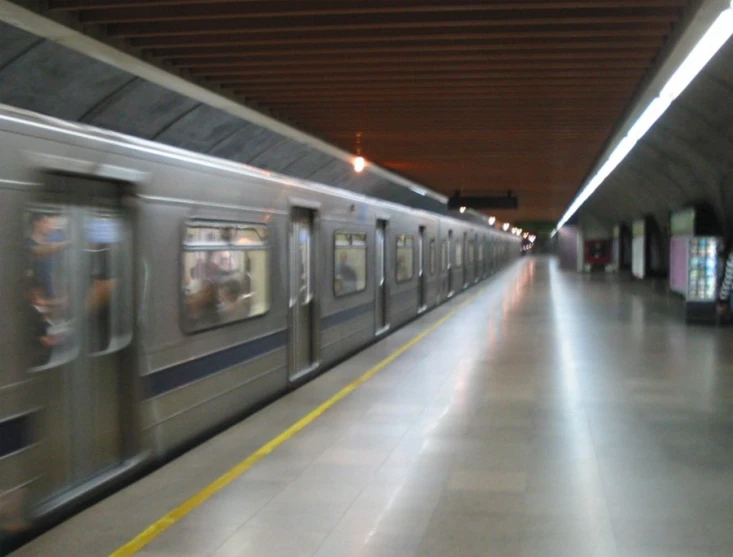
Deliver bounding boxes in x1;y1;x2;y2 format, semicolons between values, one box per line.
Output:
717;238;733;320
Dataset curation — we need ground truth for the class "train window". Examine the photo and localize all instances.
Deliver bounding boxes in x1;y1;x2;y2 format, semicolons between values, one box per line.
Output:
429;239;436;275
467;238;475;265
25;208;75;369
396;235;414;282
334;231;367;296
86;209;131;355
182;221;270;332
441;239;448;271
455;237;463;268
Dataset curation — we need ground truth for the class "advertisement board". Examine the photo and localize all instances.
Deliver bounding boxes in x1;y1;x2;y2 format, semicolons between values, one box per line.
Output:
669;236;690;295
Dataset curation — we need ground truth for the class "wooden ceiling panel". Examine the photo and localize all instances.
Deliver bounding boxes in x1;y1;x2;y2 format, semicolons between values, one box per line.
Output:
46;0;691;223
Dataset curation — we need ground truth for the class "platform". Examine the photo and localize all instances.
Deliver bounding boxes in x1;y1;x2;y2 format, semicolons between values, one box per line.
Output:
10;257;733;557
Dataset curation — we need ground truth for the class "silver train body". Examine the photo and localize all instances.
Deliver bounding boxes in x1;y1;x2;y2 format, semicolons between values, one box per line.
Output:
0;104;519;531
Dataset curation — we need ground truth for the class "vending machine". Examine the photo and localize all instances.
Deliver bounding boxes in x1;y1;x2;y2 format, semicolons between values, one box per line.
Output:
685;237;721;323
668;206;723;323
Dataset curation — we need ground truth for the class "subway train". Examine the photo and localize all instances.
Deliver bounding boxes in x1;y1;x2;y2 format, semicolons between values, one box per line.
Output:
0;103;520;532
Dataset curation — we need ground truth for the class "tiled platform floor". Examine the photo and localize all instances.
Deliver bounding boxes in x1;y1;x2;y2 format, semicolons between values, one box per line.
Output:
11;257;733;557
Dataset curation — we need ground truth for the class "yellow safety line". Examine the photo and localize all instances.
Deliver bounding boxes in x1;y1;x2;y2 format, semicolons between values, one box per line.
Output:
110;289;484;557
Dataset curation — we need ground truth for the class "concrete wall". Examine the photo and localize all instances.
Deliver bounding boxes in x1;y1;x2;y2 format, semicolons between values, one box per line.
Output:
0;21;491;226
580;37;733;242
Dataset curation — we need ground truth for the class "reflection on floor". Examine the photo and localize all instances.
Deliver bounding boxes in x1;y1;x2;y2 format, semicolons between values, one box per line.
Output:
11;257;733;557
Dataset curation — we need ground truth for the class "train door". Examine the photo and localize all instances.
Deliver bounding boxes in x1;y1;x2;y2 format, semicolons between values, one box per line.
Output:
479;235;485;279
461;232;467;288
440;238;448;300
375;219;389;334
447;230;454;297
418;226;427;312
474;234;480;283
289;207;318;380
28;175;137;507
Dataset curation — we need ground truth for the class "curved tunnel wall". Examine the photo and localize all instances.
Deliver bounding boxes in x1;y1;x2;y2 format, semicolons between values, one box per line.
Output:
580;36;733;245
0;21;482;224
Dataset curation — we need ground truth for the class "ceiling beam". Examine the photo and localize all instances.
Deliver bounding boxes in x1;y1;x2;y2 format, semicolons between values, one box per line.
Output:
236;84;637;95
130;25;674;49
234;88;639;102
175;49;658;69
197;60;649;77
49;0;688;12
219;72;644;88
225;70;644;85
277;103;629;114
228;89;640;103
74;1;687;24
107;13;680;39
156;39;665;59
248;92;636;104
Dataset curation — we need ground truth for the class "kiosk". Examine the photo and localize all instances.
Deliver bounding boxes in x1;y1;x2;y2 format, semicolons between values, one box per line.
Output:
668;206;722;324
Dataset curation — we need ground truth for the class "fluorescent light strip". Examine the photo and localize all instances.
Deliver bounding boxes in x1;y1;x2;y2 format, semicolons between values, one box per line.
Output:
660;7;733;102
554;4;733;234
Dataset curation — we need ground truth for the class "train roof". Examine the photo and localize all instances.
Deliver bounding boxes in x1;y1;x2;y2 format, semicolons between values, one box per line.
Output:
0;103;518;239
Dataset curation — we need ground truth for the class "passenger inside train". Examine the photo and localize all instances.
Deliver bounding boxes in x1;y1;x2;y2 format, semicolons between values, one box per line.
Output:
183;223;269;329
86;217;121;353
25;211;71;367
335;252;358;294
25;212;67;302
26;286;58;368
334;232;367;295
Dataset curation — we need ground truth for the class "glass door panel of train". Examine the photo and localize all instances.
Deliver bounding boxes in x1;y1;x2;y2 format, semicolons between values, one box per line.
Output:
473;234;480;283
418;226;426;311
375;219;388;334
478;236;485;279
440;238;448;300
461;233;468;288
447;230;454;297
289;208;318;380
26;176;135;505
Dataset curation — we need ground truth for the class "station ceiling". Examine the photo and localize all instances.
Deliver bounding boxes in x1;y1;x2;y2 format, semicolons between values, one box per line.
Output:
38;1;691;223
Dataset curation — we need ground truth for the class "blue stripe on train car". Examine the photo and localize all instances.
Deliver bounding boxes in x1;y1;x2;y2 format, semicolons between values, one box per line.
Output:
0;414;32;458
321;301;373;330
145;299;393;399
144;329;288;399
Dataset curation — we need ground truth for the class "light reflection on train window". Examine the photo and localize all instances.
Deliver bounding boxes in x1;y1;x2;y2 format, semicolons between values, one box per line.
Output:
86;210;127;354
396;235;414;283
182;221;270;332
334;232;367;297
25;208;75;368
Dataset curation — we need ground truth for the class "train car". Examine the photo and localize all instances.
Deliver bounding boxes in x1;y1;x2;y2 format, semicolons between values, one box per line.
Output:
0;104;520;533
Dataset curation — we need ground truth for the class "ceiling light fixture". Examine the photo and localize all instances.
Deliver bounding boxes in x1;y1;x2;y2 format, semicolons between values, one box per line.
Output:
553;4;733;235
353;131;366;173
488;216;496;225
